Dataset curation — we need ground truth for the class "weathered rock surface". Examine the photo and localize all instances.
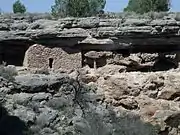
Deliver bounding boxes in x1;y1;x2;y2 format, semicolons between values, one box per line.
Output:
0;13;180;135
83;51;180;71
80;68;180;135
1;13;180;52
0;70;179;135
2;13;180;69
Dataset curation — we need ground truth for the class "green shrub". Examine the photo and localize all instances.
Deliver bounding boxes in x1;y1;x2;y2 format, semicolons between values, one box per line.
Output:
13;0;26;14
124;0;170;14
51;0;106;18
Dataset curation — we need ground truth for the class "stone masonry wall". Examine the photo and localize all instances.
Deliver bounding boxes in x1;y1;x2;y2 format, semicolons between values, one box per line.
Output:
23;44;81;71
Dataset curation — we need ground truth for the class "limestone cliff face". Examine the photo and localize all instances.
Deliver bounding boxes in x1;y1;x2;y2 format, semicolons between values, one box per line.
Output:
0;13;180;52
1;13;180;70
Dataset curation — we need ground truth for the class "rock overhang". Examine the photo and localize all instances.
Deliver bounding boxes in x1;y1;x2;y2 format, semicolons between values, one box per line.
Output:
1;13;180;52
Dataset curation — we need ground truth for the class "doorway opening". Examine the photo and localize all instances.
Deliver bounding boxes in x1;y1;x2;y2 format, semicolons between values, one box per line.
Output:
49;58;54;68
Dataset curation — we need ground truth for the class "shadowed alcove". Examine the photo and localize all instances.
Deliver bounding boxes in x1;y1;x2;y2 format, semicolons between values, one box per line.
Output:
0;41;31;66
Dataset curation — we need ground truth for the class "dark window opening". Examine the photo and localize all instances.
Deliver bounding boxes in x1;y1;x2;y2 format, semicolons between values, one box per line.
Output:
49;58;53;68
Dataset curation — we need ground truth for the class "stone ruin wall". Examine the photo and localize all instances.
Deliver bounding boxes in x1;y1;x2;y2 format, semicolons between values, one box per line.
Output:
1;13;180;71
23;44;82;71
23;44;180;72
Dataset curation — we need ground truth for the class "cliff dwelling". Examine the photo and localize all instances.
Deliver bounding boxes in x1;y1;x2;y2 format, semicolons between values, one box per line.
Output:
1;13;180;135
0;15;180;72
23;44;82;71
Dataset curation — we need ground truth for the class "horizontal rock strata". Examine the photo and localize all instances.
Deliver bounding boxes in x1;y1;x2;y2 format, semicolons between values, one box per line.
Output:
1;13;180;52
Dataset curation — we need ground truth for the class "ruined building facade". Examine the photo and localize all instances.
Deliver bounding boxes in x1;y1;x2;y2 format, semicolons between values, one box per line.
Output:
23;44;82;71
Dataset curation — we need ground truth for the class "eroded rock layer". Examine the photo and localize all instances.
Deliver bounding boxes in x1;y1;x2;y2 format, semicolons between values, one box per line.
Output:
1;13;180;52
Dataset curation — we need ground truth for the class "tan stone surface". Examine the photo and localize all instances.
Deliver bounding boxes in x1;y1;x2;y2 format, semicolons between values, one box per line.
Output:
79;67;180;134
23;44;81;71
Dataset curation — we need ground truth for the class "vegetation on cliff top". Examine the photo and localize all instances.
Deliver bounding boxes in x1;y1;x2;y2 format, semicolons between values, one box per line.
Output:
13;0;26;14
51;0;106;17
0;0;175;18
124;0;170;14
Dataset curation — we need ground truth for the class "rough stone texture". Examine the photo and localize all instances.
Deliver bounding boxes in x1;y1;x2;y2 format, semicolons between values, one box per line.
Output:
79;67;180;135
1;13;180;67
24;44;81;71
23;45;180;71
0;70;179;135
1;13;180;52
83;51;180;71
22;48;180;72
